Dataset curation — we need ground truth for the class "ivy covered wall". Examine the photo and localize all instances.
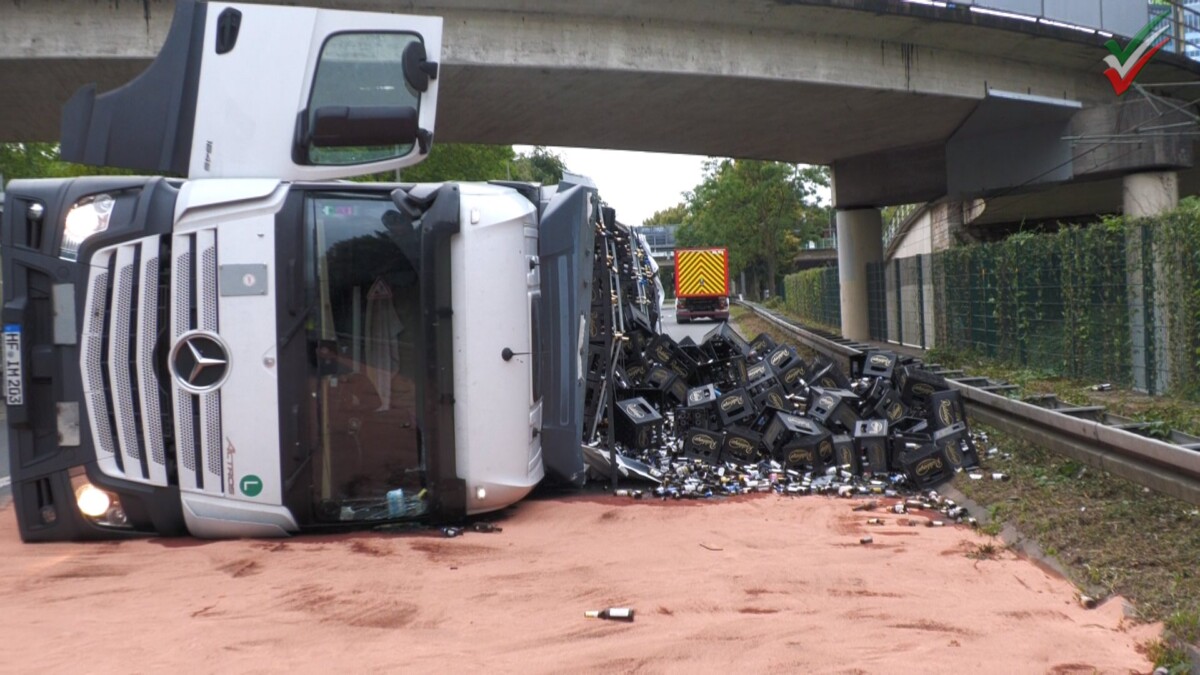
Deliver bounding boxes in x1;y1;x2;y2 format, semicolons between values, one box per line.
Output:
933;200;1200;396
783;198;1200;397
782;266;841;333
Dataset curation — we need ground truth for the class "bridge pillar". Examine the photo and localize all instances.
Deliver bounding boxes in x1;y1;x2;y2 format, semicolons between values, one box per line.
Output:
1123;171;1177;218
1124;171;1178;394
835;208;883;341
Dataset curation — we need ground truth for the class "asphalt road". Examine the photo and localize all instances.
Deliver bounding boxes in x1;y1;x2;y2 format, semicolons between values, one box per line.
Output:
660;300;727;343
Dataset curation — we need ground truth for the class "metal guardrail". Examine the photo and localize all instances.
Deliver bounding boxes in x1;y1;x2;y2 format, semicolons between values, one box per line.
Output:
737;300;1200;506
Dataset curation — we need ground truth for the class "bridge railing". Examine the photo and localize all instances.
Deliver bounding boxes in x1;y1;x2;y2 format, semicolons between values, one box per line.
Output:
1150;0;1200;60
903;0;1200;57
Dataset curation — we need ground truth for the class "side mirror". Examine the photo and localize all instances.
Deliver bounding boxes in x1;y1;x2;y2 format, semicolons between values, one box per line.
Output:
402;41;438;93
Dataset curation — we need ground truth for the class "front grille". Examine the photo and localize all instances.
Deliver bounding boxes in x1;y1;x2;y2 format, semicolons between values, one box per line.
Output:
170;229;224;494
81;237;171;486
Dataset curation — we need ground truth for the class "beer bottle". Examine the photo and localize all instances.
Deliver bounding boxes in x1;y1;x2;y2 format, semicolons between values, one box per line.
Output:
585;607;635;621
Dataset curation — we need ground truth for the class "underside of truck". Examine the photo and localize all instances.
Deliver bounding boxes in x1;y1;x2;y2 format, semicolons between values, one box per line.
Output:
676;296;730;322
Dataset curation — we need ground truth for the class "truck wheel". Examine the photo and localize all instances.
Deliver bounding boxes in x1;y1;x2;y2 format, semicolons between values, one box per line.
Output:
678;316;690;324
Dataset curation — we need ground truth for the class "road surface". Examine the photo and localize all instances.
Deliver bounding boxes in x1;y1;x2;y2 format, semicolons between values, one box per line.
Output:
660;300;728;343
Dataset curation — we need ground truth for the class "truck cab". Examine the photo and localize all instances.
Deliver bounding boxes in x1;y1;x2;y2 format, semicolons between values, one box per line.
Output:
2;1;594;540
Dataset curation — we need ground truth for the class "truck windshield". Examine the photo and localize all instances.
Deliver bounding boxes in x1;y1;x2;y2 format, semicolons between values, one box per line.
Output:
308;192;424;521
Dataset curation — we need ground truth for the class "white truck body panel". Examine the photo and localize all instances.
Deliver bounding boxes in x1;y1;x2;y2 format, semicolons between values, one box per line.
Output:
450;185;545;514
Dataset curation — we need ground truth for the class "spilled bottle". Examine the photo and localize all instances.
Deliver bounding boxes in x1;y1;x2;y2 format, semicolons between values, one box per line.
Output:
585;607;635;622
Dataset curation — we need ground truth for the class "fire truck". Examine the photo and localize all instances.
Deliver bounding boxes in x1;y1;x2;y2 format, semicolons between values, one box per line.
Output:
673;247;730;323
1;0;608;540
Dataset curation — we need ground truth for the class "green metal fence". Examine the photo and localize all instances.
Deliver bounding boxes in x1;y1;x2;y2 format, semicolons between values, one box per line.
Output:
932;227;1138;389
867;255;933;349
782;266;841;332
786;204;1200;398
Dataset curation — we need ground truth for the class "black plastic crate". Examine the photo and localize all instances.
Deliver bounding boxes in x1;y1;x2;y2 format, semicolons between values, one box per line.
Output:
780;433;834;473
681;428;725;464
832;434;859;474
865;381;908;424
744;360;772;384
926;389;966;430
807;357;852;391
702;322;751;359
762;411;823;454
753;385;791;415
624;330;650;361
855;418;890;475
716;388;756;426
614;397;664;450
933;421;978;470
586;342;611;380
721;425;763;463
646;333;681;366
749;332;777;356
634;365;687;410
696;356;744;390
764;345;804;374
623;358;650;387
777;362;808;395
895;366;949;409
745;373;780;401
861;350;898;380
624;302;654;335
589;304;613;341
686;384;719;407
807;388;862;433
896;441;954;489
674;402;719;435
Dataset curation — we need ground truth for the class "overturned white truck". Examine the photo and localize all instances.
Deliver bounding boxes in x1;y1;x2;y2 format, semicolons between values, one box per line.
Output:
2;1;633;540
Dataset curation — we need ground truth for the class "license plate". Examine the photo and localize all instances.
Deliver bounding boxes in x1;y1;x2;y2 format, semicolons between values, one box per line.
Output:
4;324;23;405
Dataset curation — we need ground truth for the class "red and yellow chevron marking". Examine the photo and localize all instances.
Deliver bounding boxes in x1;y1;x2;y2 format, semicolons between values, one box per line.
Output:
675;248;729;297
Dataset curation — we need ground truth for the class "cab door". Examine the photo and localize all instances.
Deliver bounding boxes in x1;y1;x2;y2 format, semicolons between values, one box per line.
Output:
61;0;442;182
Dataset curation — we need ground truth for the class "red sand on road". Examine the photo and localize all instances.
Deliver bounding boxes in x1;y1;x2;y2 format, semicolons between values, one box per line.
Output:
0;495;1158;673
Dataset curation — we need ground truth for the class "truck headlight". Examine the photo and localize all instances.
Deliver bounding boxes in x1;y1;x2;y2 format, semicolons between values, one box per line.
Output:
60;193;115;261
75;483;111;517
69;471;133;529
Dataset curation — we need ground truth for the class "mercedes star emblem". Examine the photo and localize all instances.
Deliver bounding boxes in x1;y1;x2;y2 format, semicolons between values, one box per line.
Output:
171;331;230;393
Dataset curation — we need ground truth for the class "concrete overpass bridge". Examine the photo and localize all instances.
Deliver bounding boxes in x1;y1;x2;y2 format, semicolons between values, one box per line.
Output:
4;0;1200;339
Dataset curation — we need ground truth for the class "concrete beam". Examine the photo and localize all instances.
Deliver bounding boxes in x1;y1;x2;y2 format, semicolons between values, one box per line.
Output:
1072;98;1195;179
0;0;1138;163
946;91;1079;198
831;143;947;209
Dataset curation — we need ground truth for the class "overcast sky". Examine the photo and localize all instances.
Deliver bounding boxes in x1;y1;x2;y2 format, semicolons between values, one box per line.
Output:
516;145;832;226
515;145;707;226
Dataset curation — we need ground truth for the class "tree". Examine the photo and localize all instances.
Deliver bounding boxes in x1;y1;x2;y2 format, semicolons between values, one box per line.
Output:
507;146;567;184
642;203;688;226
394;144;566;184
0;142;137;182
396;143;517;182
676;159;828;300
2;141;570;188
